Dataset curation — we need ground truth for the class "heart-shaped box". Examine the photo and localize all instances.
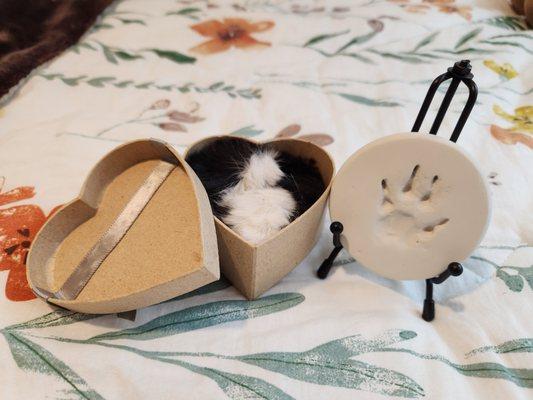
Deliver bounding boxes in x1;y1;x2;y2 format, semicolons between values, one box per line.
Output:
185;136;335;299
27;139;219;314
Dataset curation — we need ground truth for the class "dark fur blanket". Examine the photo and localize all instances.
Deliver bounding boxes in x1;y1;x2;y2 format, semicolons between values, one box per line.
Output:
0;0;114;98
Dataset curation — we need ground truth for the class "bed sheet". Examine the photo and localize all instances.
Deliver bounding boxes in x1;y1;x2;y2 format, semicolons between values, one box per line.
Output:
0;0;532;399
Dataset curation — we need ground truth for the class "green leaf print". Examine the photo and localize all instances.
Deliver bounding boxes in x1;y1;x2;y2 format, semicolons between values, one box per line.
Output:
114;50;143;60
149;49;196;64
168;7;201;15
483;16;528;31
93;23;113;30
166;7;202;20
38;73;262;99
381;347;533;389
66;330;422;398
307;330;417;360
303;20;382;59
72;40;196;65
236;331;424;398
342;52;375;64
436;47;498;55
304;30;349;47
335;93;401;107
495;265;532;292
102;45;118;64
454;28;483;49
413;32;439;52
4;309;98;332
177;361;296;400
89;293;304;341
209;81;225;90
480;40;533;55
3;332;104;400
114;79;134;88
87;76;116;88
521;266;533;289
489;32;533;40
367;50;426;64
302;17;529;67
61;75;88;86
467;338;533;356
335;31;379;53
86;343;296;400
445;362;533;388
238;354;423;397
116;18;145;25
497;269;524;292
468;255;531;293
229;125;264;137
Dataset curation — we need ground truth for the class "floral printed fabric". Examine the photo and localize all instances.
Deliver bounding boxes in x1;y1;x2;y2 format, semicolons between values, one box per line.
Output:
0;0;531;399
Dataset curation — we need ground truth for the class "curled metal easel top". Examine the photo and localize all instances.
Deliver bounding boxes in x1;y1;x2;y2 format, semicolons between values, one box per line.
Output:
412;59;478;142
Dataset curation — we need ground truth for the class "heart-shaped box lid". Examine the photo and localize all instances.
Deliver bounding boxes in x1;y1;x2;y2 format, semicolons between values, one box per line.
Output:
27;139;219;314
329;132;491;280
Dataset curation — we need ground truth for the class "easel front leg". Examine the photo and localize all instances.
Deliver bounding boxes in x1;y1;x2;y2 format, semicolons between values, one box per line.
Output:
317;222;344;279
422;262;463;321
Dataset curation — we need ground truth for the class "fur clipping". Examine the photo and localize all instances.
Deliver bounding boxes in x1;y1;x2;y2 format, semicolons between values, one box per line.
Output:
186;137;325;245
219;150;296;244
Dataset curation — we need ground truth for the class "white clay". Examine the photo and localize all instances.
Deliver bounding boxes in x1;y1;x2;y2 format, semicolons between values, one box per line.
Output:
329;132;491;280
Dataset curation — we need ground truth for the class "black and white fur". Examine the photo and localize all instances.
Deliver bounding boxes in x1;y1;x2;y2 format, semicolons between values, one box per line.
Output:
186;138;325;244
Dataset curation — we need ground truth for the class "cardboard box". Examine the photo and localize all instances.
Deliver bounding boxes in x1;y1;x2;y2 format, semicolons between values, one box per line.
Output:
27;137;333;311
27;139;219;314
185;137;335;299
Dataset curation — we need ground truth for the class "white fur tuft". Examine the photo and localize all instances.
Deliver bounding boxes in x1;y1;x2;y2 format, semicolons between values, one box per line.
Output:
221;187;296;244
240;150;283;190
219;150;296;244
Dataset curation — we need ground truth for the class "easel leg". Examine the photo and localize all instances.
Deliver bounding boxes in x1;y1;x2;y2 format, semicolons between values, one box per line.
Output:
317;245;343;279
316;222;344;279
421;262;463;322
422;279;435;321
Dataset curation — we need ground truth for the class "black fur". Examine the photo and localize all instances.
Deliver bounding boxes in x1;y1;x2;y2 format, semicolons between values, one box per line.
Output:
186;137;260;217
185;137;325;222
274;152;325;221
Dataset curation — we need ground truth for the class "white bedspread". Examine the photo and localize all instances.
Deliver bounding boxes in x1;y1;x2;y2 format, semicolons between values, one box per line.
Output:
1;0;531;399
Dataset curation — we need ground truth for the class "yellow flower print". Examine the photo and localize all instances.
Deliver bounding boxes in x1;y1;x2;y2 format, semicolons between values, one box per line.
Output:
490;105;533;149
493;105;533;133
483;60;518;80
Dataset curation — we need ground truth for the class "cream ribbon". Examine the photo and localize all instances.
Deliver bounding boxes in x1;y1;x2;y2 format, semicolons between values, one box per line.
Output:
51;162;175;301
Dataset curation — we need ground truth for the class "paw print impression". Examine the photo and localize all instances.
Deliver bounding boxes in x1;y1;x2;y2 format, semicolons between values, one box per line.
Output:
377;165;449;247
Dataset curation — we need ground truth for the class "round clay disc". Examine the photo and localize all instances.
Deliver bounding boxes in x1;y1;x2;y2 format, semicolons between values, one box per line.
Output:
329;132;491;280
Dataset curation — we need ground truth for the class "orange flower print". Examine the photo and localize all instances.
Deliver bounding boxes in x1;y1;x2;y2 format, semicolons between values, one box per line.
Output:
490;105;533;149
389;0;472;20
190;18;274;54
0;178;58;301
434;4;472;20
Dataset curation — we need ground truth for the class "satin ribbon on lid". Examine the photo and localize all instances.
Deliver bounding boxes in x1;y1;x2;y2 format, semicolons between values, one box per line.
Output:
44;161;175;301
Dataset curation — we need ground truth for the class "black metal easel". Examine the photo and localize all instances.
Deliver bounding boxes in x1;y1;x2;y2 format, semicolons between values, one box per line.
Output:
317;60;478;321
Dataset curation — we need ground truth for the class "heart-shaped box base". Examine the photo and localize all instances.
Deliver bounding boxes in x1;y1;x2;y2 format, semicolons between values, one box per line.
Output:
27;139;219;314
186;136;335;299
